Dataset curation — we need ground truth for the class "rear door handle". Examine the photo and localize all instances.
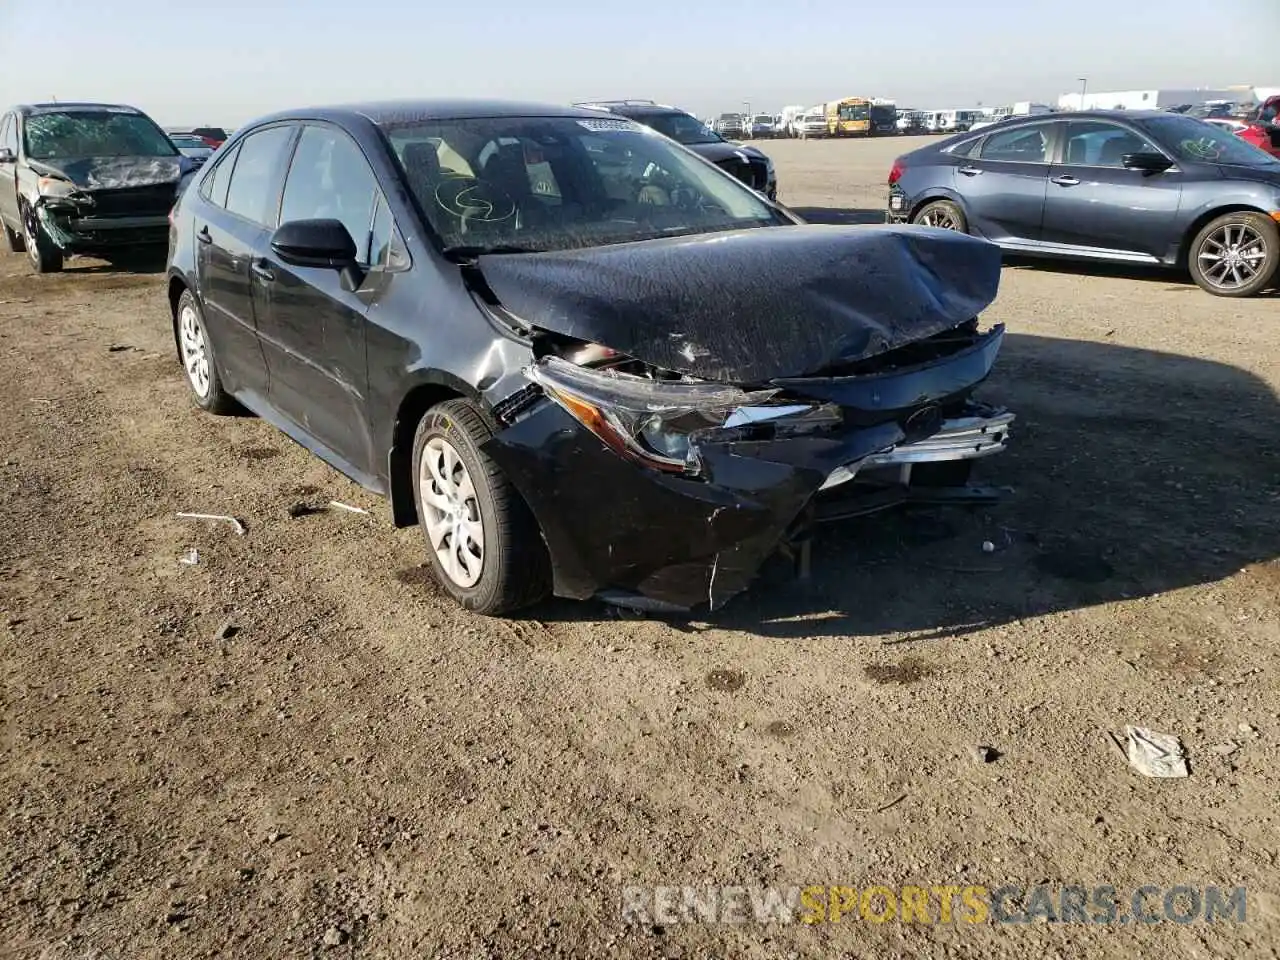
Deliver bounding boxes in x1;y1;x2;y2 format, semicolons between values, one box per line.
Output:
196;225;212;244
1051;175;1080;186
250;261;275;283
957;165;982;177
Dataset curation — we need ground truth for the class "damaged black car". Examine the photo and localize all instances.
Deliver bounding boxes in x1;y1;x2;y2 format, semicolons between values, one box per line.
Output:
164;100;1015;615
0;102;197;273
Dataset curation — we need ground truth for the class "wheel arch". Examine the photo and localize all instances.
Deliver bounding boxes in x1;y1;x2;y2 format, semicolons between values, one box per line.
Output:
166;273;191;357
907;190;968;224
1177;204;1274;267
387;373;480;528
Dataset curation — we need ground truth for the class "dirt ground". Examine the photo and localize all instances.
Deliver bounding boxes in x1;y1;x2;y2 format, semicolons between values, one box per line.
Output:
2;136;1278;960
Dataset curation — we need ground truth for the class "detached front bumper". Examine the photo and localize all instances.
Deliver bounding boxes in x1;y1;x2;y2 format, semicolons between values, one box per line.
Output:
484;332;1014;613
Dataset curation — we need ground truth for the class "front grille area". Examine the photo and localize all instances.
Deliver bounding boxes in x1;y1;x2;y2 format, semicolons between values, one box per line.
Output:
715;158;768;191
85;184;178;218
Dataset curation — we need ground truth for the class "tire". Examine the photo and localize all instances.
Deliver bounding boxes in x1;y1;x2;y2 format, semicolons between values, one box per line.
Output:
1187;211;1279;298
2;220;23;253
22;206;63;273
175;289;236;414
911;199;967;233
411;399;551;615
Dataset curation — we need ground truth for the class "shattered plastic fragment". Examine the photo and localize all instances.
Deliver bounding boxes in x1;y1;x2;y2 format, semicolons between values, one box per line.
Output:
176;512;246;536
178;549;199;566
1124;726;1189;778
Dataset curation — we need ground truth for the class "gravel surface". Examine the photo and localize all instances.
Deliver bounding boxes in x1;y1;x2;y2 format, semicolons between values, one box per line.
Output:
1;136;1278;959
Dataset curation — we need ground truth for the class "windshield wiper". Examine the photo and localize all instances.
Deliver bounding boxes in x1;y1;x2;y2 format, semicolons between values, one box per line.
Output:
441;243;542;262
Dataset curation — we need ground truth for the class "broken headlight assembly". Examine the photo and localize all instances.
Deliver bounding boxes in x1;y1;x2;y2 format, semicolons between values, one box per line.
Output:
36;177;82;200
526;355;824;476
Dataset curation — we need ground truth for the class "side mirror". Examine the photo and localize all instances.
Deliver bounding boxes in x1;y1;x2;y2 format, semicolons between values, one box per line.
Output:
270;218;357;269
1122;152;1173;173
0;147;15;164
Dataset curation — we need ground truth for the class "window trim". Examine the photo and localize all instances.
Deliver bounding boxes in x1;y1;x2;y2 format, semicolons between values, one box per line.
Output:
973;120;1060;165
1053;119;1178;170
218;121;299;230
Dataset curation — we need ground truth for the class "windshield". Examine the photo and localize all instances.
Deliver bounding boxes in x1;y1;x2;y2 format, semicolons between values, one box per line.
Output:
838;103;870;121
870;106;895;119
644;112;722;145
23;110;177;160
383;116;780;255
1143;115;1280;166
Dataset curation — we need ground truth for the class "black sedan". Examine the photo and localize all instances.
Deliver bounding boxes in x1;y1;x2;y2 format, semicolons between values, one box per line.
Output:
886;110;1280;297
165;99;1015;615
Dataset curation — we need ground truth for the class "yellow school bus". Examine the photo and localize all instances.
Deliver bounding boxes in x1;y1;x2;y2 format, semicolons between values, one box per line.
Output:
826;97;872;136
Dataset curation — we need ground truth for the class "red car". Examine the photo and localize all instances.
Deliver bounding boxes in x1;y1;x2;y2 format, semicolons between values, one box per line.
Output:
1240;97;1280;158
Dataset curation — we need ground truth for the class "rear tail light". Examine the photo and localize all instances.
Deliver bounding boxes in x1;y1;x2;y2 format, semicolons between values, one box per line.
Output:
888;158;904;185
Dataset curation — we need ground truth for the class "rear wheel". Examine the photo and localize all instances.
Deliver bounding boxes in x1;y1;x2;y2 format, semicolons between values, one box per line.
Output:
411;399;551;615
1187;211;1279;297
911;199;967;233
22;207;63;274
176;289;236;413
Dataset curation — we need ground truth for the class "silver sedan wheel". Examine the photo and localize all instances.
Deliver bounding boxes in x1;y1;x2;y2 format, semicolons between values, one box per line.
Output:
920;207;960;230
1197;223;1268;291
419;436;485;588
178;303;211;399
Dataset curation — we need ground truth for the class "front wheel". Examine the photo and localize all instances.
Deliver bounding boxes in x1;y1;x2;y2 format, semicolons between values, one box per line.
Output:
911;199;967;233
411;399;551;615
22;208;63;274
1187;212;1279;297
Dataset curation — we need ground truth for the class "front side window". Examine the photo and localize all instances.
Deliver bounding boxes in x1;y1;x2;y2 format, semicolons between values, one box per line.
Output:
279;125;378;261
224;126;295;226
1143;115;1280;167
1062;121;1160;167
384;115;780;255
981;125;1049;163
22;110;176;160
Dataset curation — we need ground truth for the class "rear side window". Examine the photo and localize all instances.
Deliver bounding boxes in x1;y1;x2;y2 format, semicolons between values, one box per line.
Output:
279;124;378;262
224;125;295;226
981;126;1049;163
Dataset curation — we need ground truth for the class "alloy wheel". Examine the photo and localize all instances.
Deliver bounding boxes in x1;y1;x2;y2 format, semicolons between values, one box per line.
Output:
1197;223;1268;292
419;436;485;588
920;207;959;230
178;304;211;398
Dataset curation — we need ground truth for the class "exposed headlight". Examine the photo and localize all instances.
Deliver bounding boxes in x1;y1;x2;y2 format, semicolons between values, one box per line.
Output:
37;177;81;200
526;356;813;475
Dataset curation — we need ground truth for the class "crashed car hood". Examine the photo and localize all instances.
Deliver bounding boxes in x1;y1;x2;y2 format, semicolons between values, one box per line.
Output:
28;156;183;190
478;224;1002;382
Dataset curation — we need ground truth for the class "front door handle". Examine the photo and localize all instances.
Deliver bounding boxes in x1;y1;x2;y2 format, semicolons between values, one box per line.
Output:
250;261;275;282
957;165;982;177
1051;175;1081;186
196;225;212;244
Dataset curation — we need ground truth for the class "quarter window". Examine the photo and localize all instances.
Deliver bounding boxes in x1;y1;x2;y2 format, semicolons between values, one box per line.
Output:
199;142;240;208
1062;121;1160;167
224;125;295;227
279;125;378;262
980;126;1049;163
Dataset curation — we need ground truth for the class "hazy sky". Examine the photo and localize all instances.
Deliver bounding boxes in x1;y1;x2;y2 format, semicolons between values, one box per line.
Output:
1;0;1275;126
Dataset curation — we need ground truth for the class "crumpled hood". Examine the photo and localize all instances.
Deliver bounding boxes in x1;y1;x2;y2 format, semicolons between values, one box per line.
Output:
28;156;183;190
478;224;1003;382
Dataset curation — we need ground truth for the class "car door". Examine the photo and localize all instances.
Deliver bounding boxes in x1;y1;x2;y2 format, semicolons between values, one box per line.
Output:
192;124;296;401
252;122;381;474
1040;120;1182;260
953;121;1056;244
0;113;19;230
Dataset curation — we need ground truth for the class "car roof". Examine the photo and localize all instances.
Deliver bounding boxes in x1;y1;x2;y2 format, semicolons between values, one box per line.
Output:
239;99;612;131
14;102;145;116
574;102;688;117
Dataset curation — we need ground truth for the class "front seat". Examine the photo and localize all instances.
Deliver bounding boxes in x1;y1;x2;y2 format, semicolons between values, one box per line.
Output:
1100;135;1143;167
401;141;444;199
